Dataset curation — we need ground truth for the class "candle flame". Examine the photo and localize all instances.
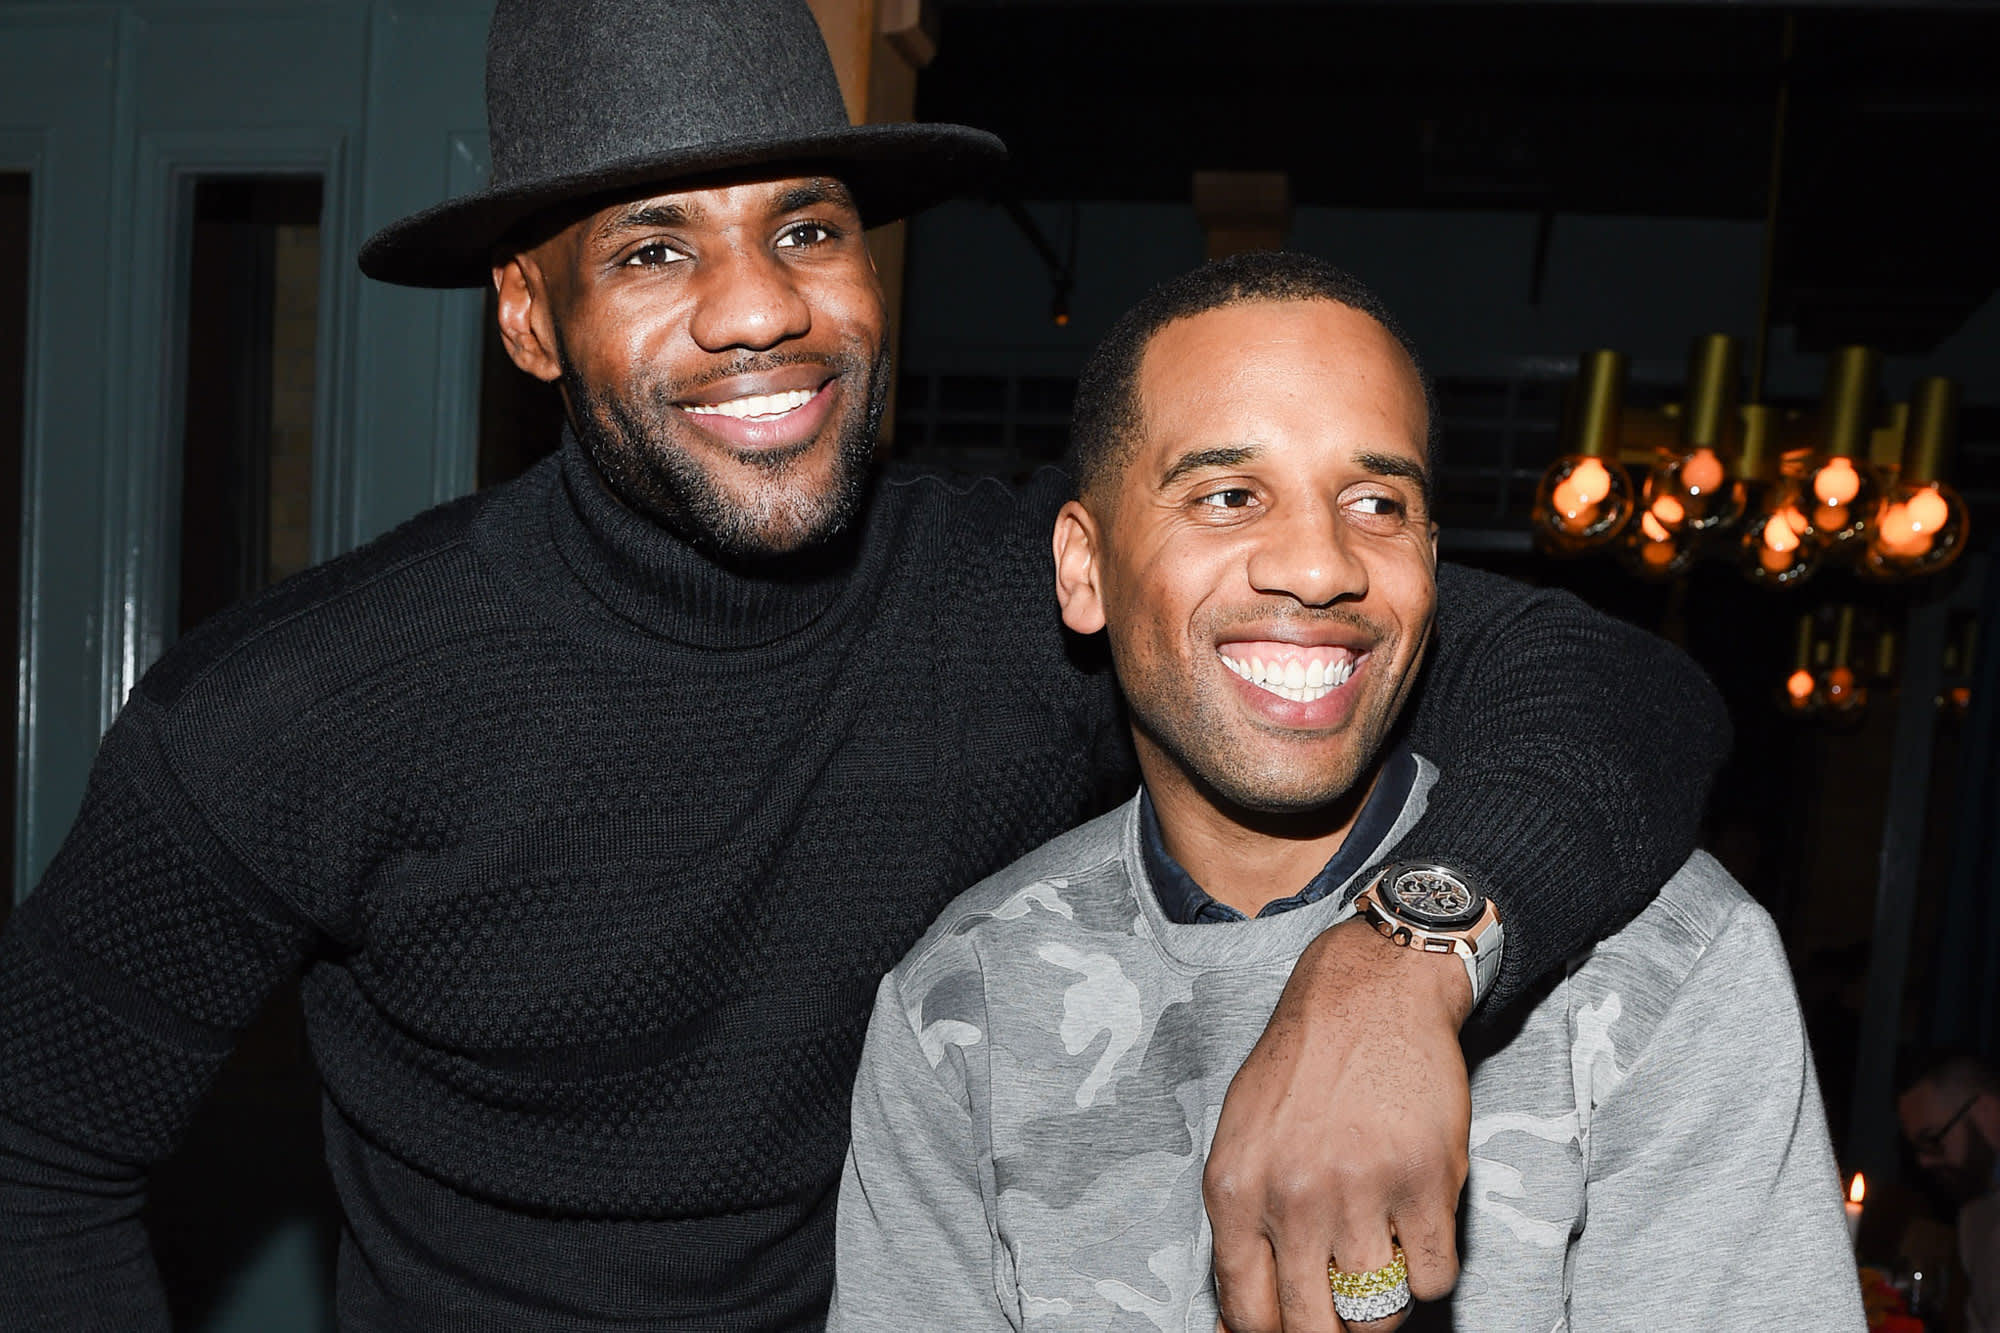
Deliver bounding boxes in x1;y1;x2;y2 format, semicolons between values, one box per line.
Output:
1567;458;1613;506
1682;448;1725;495
1907;486;1949;532
1849;1173;1866;1205
1815;457;1863;506
1877;503;1931;558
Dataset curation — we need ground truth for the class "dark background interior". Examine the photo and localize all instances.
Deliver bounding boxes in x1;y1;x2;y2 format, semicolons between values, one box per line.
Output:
127;2;2000;1324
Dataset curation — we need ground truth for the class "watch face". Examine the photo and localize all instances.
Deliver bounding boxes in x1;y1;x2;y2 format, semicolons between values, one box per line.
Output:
1382;866;1486;929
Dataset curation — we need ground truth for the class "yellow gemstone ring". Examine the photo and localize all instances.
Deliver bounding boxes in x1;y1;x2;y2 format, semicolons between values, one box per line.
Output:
1328;1244;1411;1323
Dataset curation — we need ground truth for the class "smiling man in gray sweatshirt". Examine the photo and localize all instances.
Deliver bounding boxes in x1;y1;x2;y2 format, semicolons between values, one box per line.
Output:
828;252;1862;1332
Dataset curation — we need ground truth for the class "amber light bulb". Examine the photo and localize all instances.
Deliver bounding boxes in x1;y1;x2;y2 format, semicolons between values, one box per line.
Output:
1822;665;1863;710
1862;377;1972;579
1538;454;1636;549
1734;406;1815;587
1621;507;1694;579
1683;448;1727;495
1640;451;1745;538
1781;615;1820;716
1533;350;1635;553
1875;485;1957;555
1742;485;1820;587
1643;335;1746;537
1802;346;1884;553
1554;457;1616;521
1938;618;1975;723
1819;606;1869;719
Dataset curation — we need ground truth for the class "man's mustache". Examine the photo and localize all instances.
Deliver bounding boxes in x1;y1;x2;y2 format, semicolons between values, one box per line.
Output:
1203;604;1389;640
670;348;862;398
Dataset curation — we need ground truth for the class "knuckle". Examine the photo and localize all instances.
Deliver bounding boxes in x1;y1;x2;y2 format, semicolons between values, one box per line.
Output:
1214;1297;1278;1333
1401;1242;1460;1301
1404;1249;1460;1301
1407;1272;1456;1303
1205;1161;1248;1209
1209;1244;1254;1283
1274;1280;1336;1333
1270;1167;1324;1213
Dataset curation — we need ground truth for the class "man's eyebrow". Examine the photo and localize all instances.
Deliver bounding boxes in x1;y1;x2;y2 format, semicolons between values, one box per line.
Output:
591;180;853;244
1159;445;1258;489
596;199;691;239
773;178;856;215
1355;450;1433;500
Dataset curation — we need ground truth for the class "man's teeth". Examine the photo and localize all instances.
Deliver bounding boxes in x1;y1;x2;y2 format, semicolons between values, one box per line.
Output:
682;388;815;420
1218;653;1355;703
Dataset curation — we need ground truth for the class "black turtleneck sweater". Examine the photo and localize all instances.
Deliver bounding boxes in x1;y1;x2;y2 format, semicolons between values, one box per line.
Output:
0;437;1726;1330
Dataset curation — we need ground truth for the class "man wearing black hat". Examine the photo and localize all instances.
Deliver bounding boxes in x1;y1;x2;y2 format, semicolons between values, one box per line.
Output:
0;2;1726;1330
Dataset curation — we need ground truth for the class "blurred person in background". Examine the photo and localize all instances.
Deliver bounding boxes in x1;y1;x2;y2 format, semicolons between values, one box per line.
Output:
1901;1053;2000;1331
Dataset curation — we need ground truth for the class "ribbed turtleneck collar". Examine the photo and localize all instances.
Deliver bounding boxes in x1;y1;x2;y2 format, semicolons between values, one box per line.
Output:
544;429;867;651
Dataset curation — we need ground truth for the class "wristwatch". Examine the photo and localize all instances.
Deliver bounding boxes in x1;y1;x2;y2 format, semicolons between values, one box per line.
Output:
1353;862;1505;1009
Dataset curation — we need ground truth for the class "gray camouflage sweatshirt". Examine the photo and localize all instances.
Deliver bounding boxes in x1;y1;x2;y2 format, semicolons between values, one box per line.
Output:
830;758;1863;1331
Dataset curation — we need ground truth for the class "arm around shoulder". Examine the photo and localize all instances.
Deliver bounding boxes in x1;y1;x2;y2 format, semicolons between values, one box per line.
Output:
1395;563;1730;1013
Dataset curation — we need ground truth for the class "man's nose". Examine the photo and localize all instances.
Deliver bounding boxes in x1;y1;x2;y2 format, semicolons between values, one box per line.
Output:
1243;500;1367;607
685;243;812;352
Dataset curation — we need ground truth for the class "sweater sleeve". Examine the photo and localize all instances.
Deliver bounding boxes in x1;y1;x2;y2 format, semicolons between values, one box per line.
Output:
0;700;320;1328
1565;900;1863;1328
829;972;1015;1332
1392;562;1729;1014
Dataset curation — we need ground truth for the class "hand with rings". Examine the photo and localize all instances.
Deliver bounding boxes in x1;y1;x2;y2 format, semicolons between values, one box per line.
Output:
1328;1244;1413;1326
1205;917;1471;1332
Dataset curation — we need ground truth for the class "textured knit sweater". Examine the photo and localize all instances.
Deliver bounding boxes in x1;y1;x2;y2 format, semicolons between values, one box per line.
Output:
830;765;1863;1331
0;435;1727;1330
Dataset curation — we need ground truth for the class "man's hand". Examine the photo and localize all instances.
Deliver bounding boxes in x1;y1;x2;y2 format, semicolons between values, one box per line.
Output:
1205;916;1474;1333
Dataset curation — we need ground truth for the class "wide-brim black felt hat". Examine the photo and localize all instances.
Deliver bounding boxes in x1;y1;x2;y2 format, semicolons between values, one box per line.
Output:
359;0;1006;289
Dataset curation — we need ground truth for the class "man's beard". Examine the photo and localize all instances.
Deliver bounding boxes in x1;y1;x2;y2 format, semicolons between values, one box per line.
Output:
1933;1121;1998;1204
1117;606;1414;819
562;343;889;564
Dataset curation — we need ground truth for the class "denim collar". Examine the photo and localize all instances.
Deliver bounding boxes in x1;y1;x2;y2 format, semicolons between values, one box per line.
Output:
1138;746;1417;924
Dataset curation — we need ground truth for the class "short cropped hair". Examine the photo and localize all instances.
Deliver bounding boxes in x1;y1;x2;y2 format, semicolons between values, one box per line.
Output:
1066;251;1436;500
1899;1048;2000;1102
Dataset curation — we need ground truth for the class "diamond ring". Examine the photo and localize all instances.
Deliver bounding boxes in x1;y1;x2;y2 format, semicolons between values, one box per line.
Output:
1328;1243;1412;1323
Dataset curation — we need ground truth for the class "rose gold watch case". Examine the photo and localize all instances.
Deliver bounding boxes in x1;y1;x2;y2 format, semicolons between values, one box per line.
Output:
1354;864;1505;1003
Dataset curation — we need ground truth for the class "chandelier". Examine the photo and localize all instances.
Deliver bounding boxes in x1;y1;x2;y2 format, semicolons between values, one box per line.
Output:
1529;335;1970;586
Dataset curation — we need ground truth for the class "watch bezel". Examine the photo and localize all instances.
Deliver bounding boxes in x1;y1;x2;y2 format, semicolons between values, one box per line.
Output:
1375;862;1488;930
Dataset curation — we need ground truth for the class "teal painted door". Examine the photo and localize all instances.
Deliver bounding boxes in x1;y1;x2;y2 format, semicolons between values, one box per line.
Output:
2;3;495;1327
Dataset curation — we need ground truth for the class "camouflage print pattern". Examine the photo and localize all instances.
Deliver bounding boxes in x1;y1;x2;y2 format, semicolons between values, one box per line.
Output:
830;759;1863;1332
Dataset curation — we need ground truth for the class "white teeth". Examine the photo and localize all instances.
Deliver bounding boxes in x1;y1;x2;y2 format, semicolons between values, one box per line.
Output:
683;388;815;420
1219;653;1356;702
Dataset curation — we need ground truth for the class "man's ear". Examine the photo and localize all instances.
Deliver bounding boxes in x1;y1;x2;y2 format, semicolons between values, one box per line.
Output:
493;254;564;384
1053;500;1108;635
